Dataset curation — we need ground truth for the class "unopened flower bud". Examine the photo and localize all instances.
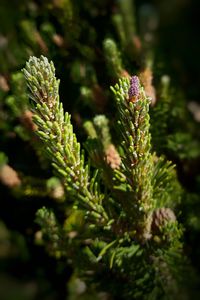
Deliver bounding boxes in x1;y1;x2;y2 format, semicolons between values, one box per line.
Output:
151;208;176;233
128;76;140;102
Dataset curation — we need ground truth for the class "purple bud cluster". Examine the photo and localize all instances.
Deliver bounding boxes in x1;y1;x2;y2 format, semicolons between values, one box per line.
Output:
128;76;140;98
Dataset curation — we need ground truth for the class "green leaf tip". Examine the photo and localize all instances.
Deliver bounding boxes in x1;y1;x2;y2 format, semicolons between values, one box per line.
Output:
22;55;59;106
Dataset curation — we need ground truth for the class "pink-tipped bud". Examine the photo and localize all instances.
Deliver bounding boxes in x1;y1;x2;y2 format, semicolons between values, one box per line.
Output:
128;76;140;98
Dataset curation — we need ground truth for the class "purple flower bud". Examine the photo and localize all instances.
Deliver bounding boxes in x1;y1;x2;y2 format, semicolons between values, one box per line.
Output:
128;76;140;99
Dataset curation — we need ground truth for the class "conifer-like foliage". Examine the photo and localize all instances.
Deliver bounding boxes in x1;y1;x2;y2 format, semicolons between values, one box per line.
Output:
21;55;195;299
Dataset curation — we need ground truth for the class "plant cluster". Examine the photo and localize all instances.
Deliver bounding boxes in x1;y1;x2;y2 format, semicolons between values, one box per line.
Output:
0;1;200;299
